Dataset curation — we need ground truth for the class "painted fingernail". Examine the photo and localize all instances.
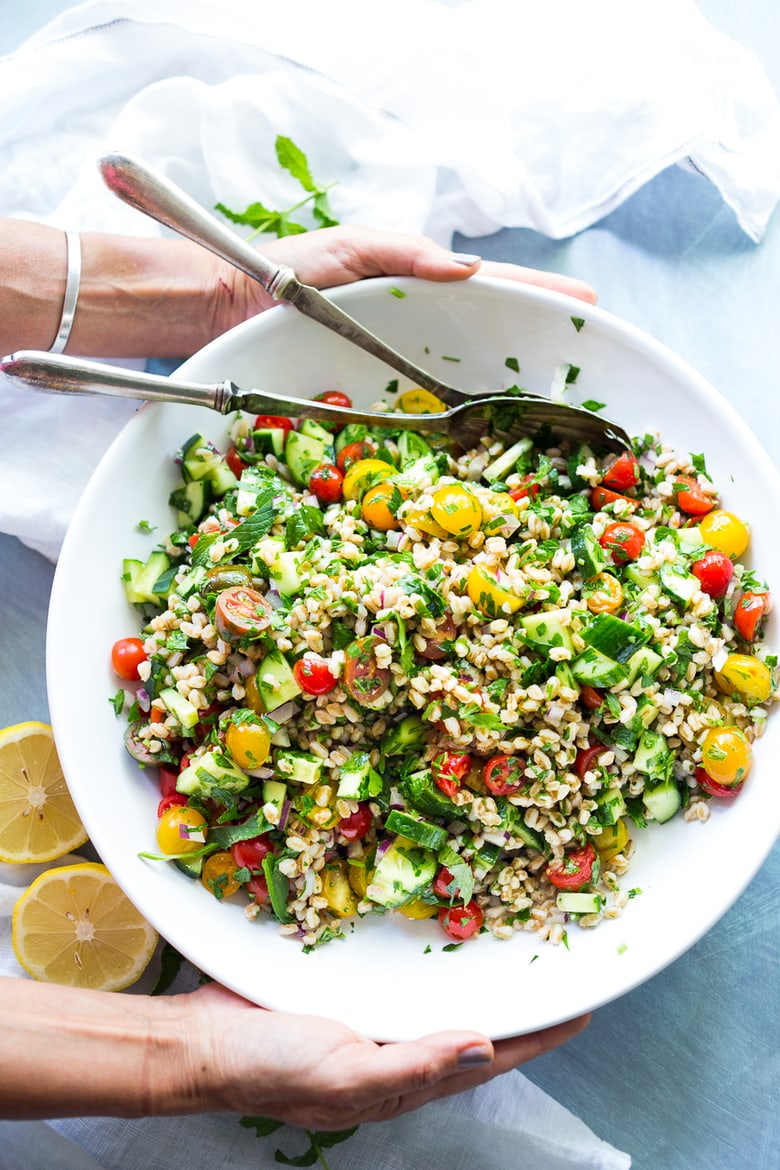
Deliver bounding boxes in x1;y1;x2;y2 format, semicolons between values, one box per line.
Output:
457;1044;493;1069
450;252;481;266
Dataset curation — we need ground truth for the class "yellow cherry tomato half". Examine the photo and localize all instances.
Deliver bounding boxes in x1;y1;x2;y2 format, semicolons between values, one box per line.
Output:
585;572;624;615
361;481;411;531
347;856;371;900
699;510;750;559
594;817;630;861
399;898;439;919
467;563;527;617
156;806;208;856
430;483;483;538
714;654;773;705
700;726;752;787
342;458;397;502
320;860;360;918
401;503;450;539
225;716;271;773
397;388;447;414
201;851;242;899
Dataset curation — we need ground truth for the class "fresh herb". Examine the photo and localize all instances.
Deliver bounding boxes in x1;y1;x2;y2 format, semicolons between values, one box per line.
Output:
505;356;520;373
458;704;505;731
109;689;126;716
423;944;432;954
285;505;325;548
397;574;446;618
191;489;278;567
571;316;585;332
565;364;581;385
389;287;406;299
150;942;186;996
262;852;293;924
442;942;463;952
215;136;339;239
240;1118;359;1169
580;399;606;413
137;519;157;533
690;452;711;481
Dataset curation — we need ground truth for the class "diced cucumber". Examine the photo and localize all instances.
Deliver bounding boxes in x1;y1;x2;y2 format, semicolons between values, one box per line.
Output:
179;433;237;496
595;786;626;826
334;423;368;454
566;444;594;491
472;840;502;877
659;561;700;607
169;479;211;527
397;431;433;467
625;645;664;686
209;460;239;498
632;695;660;730
236;467;271;516
633;730;672;779
555;660;580;695
643;780;681;823
336;751;384;800
571;647;628;687
285;430;327;487
381;715;427;756
403;769;459;820
175;564;208;600
177;748;250;797
159;687;199;731
582;613;650;663
482;436;533;483
276;750;323;786
257;537;308;596
571;524;607;578
367;838;437;908
262;779;288;817
556;891;602;914
519;608;575;655
384;809;447;851
253;650;302;712
125;551;172;606
676;525;703;552
175;855;204;879
624;564;657;592
252;427;287;457
495;798;545;852
397;453;440;485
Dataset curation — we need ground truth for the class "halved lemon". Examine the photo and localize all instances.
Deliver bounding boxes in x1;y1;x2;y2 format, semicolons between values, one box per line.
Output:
12;862;158;990
0;722;88;863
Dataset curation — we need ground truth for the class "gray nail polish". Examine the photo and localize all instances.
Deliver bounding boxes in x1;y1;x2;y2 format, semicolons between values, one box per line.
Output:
451;252;481;266
457;1044;493;1069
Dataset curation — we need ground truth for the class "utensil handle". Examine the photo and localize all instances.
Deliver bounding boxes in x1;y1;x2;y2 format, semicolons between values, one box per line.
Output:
97;152;466;406
0;351;227;410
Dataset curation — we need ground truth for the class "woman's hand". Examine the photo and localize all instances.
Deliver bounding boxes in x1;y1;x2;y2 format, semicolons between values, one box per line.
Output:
213;223;596;338
180;982;590;1129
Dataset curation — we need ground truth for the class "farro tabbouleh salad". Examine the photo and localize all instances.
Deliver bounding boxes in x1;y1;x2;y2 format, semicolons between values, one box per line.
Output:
113;385;777;950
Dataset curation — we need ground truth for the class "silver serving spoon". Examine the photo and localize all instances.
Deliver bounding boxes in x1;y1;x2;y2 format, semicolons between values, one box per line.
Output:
96;152;629;451
0;350;631;452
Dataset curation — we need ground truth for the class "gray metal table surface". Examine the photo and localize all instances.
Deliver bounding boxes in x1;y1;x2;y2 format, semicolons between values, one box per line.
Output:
1;3;778;1169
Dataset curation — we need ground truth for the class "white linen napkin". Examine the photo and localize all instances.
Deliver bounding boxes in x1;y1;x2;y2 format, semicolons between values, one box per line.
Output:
0;0;779;560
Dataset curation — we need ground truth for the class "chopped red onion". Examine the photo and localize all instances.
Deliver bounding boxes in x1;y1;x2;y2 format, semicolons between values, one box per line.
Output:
278;799;292;831
136;687;150;713
237;657;256;678
265;589;284;610
375;839;392;861
269;700;300;723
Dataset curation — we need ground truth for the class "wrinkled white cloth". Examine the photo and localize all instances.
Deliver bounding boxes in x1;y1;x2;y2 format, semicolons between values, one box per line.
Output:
0;857;631;1170
1;0;779;559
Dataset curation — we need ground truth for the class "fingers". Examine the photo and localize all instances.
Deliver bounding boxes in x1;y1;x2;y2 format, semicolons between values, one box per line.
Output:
477;259;598;304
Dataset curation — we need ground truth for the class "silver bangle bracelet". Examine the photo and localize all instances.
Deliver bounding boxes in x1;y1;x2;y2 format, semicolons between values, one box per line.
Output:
49;229;82;354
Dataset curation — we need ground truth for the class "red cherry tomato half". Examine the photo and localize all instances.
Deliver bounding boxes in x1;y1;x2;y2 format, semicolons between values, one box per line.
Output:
336;441;374;473
157;793;188;818
214;587;273;641
433;866;461;901
342;636;391;708
695;765;744;800
483;754;527;795
691;550;734;599
415;612;457;662
246;874;270;904
546;841;597;891
226;446;248;478
733;591;770;641
602;452;640;491
187;532;201;550
158;764;180;798
111;637;147;681
230;834;276;872
509;474;540;501
338;803;373;842
254;414;294;439
293;653;339;695
673;476;715;516
575;743;609;781
599;521;645;564
438;899;484;941
579;686;604;712
590;485;633;511
316;391;352;409
309;463;344;504
431;752;471;799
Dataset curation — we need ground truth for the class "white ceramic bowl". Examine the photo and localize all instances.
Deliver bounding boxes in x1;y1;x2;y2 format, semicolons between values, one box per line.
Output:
47;277;780;1041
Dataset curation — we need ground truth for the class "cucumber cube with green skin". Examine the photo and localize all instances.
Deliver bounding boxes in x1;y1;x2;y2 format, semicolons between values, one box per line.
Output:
571;647;628;687
582;613;650;663
367;839;437;908
571;524;607;578
254;650;302;713
169;479;211;527
298;418;335;446
126;551;172;605
519;608;575;655
556;891;602;915
384;809;447;851
624;645;664;686
633;730;672;779
262;779;288;816
177;749;250;797
380;715;427;756
285;431;327;487
624;564;658;592
402;769;459;820
158;686;199;731
334;423;369;454
659;561;700;608
643;780;681;823
276;751;323;787
251;427;287;458
336;752;384;800
595;787;627;826
482;436;533;483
